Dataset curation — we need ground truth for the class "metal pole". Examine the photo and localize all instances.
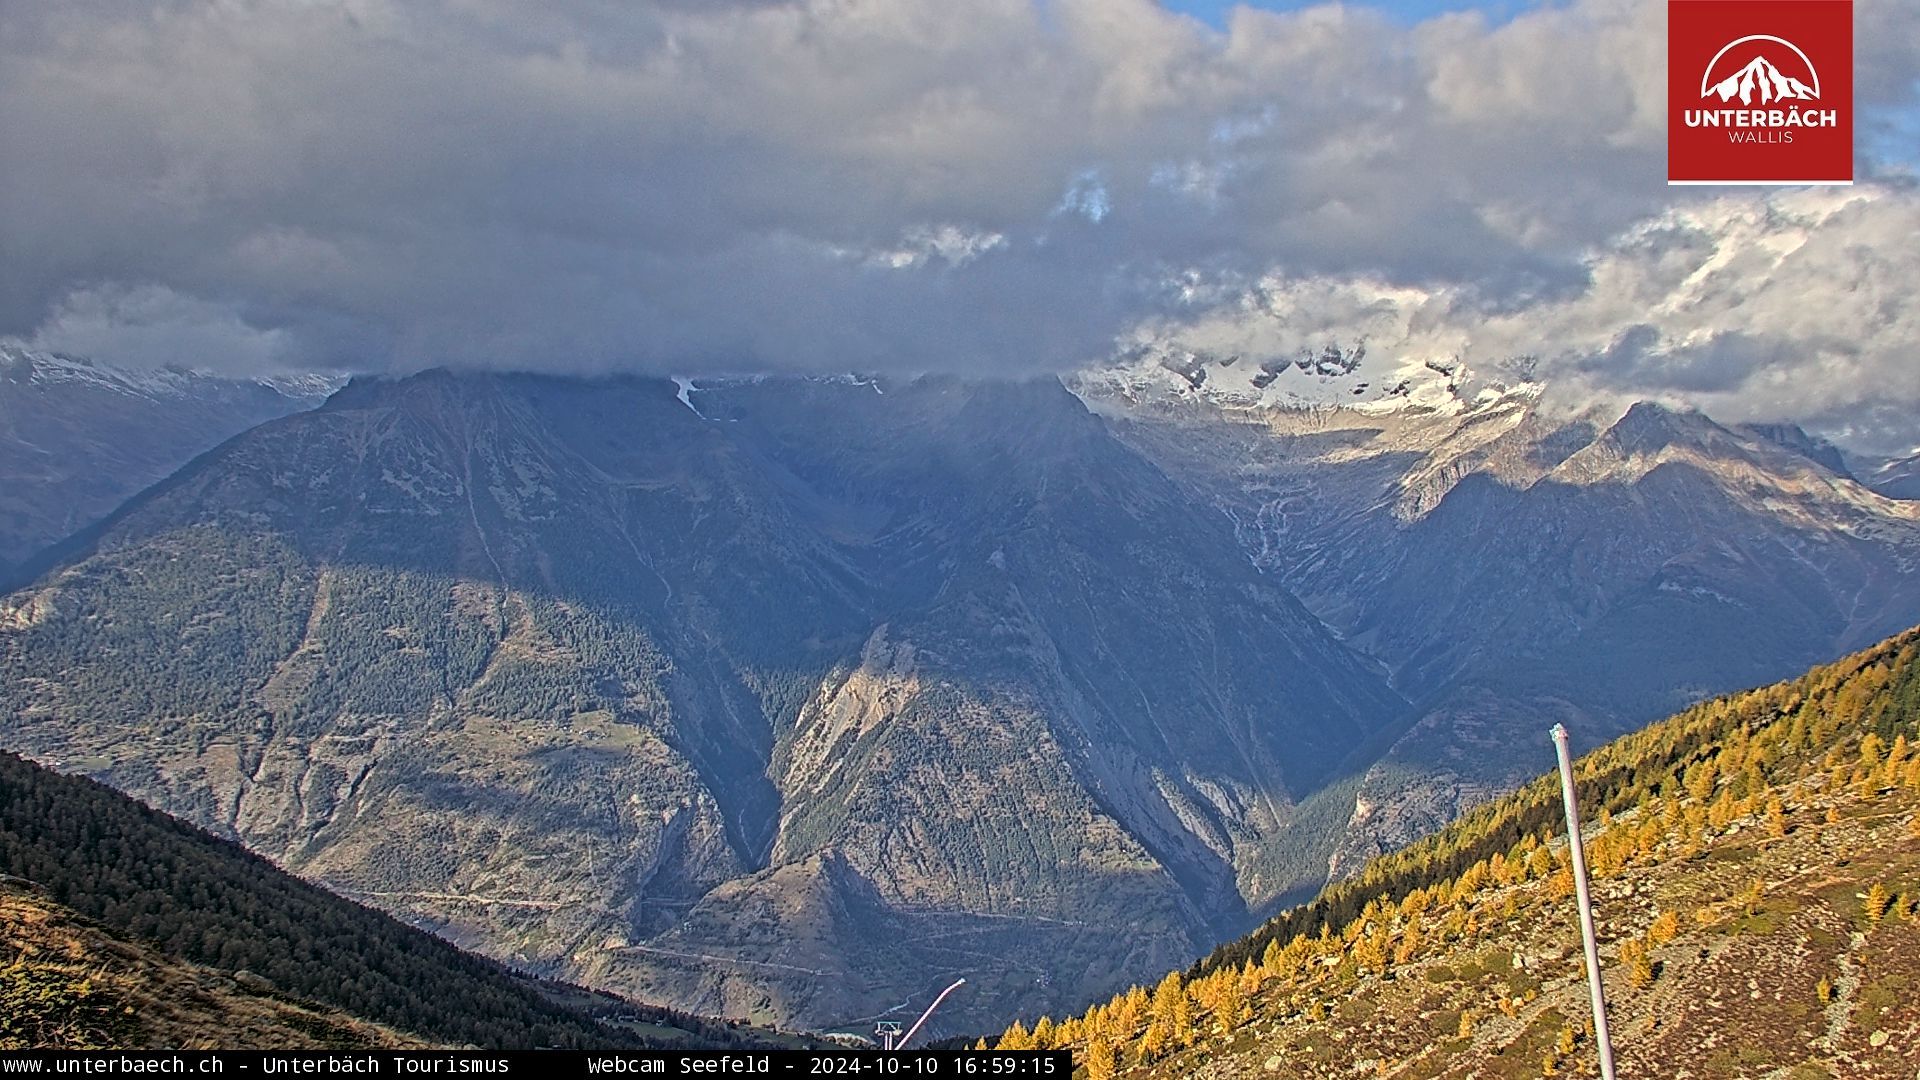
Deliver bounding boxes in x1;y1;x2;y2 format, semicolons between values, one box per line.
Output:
896;979;967;1051
1551;723;1618;1080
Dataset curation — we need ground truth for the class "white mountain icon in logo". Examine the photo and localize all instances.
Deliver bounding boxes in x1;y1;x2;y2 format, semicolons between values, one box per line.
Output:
1700;35;1820;105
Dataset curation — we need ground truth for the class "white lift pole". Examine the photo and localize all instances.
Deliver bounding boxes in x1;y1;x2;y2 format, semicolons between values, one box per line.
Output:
895;979;967;1051
1552;723;1618;1080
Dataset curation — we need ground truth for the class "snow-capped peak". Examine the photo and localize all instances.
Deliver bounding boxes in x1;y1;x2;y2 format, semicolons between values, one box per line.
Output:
1072;340;1540;417
0;343;342;403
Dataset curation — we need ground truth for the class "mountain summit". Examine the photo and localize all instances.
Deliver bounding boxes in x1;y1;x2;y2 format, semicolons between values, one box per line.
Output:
0;345;337;581
1080;375;1920;879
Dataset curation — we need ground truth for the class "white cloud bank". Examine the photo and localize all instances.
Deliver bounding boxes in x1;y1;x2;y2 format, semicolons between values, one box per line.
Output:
0;0;1915;445
1146;187;1920;451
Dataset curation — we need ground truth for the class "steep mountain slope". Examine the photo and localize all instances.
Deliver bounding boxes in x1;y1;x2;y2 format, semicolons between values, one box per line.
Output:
1075;359;1920;877
0;370;1407;1035
3;882;421;1050
1858;452;1920;501
0;345;336;581
0;750;781;1049
1020;626;1920;1078
1737;422;1851;477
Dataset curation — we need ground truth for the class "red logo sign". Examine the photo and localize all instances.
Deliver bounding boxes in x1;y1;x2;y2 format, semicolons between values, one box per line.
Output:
1668;0;1852;185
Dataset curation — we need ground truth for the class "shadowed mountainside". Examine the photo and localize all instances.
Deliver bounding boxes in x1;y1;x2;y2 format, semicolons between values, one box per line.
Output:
1078;379;1920;883
9;364;1919;1037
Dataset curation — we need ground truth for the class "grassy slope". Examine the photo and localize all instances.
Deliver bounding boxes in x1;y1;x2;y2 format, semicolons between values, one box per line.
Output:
2;882;424;1050
1009;627;1920;1078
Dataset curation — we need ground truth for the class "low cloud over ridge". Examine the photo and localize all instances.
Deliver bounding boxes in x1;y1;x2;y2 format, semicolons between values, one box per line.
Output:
2;0;1916;447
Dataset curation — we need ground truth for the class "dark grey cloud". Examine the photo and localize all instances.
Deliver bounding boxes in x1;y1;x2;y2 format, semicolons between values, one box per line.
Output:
1588;329;1796;396
0;0;1916;447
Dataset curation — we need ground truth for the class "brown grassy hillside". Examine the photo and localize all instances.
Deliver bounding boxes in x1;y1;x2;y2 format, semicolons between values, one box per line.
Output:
2;881;422;1049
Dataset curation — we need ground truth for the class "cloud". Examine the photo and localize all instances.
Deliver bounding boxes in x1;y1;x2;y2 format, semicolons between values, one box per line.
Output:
28;284;298;377
0;0;1915;443
1143;187;1920;452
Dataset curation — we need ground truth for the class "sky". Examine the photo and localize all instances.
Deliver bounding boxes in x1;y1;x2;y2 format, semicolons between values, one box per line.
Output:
1;0;1917;451
1168;0;1920;168
1163;0;1548;26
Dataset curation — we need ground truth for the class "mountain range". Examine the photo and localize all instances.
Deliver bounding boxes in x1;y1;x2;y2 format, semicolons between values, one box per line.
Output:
1078;352;1920;874
2;347;1918;1038
0;369;1406;1036
0;346;337;581
1858;451;1920;501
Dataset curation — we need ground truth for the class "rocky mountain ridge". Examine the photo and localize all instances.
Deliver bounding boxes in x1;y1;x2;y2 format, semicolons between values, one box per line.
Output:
1072;369;1920;882
1857;452;1920;501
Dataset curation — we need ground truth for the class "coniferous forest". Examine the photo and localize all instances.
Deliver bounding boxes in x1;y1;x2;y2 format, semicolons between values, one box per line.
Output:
0;750;791;1049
